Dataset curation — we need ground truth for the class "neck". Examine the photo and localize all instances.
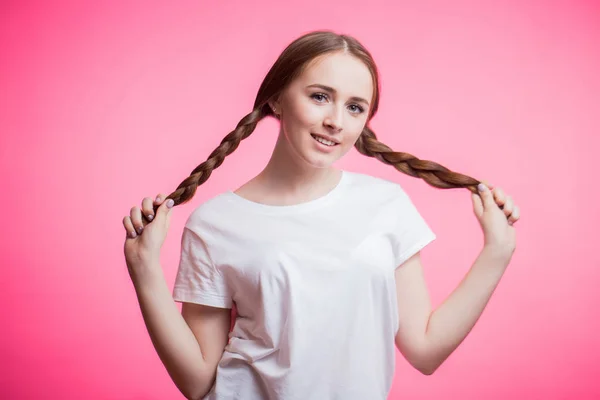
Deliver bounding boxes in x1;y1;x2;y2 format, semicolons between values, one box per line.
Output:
256;132;342;200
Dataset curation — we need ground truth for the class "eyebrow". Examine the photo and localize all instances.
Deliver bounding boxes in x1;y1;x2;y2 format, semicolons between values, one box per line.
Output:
306;84;370;107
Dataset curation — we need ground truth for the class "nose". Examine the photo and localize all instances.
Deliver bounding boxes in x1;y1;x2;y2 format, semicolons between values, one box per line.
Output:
323;107;343;133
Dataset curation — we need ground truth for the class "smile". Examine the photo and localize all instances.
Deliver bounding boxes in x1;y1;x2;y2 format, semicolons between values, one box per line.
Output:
311;134;338;147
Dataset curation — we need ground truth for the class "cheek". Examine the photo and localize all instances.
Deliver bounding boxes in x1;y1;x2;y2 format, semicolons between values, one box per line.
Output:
283;101;322;133
295;101;324;125
348;119;367;139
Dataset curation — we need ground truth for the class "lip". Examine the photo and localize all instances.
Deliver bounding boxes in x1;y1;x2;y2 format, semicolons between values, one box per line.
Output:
311;133;341;144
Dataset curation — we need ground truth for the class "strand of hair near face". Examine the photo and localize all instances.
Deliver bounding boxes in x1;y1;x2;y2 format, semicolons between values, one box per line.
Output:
355;126;481;194
150;108;265;215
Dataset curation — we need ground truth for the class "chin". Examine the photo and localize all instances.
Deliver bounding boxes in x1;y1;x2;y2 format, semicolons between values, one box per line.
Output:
307;160;335;169
301;152;339;169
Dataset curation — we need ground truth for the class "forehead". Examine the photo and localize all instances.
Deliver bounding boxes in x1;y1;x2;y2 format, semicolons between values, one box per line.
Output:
296;52;374;100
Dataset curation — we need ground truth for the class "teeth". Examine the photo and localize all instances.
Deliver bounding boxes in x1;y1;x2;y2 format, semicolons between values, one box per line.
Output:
313;135;336;146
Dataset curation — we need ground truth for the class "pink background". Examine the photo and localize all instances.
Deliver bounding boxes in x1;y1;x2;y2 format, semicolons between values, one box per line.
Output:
2;1;599;399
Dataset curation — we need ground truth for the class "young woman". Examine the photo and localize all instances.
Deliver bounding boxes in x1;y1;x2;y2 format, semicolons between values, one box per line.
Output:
123;30;520;400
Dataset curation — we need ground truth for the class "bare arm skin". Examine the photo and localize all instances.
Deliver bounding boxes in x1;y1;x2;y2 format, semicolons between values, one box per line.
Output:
394;248;508;375
133;263;231;399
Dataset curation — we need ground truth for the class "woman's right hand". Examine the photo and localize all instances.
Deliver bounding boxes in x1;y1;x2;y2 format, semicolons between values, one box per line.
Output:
123;193;175;282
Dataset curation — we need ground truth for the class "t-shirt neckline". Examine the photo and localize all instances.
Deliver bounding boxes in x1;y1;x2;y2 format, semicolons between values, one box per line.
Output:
225;170;350;214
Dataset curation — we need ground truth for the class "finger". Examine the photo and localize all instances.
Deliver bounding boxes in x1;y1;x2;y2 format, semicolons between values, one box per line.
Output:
508;206;520;225
154;193;168;205
141;197;155;222
477;183;496;210
123;216;137;239
492;187;506;208
502;196;514;218
130;206;144;236
472;192;484;217
155;197;175;223
481;179;495;190
153;193;168;214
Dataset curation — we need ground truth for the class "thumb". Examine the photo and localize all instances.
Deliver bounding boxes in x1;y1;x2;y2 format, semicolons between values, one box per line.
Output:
472;192;484;218
477;183;495;211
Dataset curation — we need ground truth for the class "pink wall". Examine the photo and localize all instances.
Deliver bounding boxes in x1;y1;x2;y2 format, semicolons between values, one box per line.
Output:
2;1;599;398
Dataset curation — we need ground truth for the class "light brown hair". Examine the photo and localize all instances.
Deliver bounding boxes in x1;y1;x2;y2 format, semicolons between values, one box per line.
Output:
152;30;480;214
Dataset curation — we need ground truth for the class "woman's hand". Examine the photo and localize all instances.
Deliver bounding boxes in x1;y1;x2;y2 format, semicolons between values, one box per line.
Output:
471;182;520;263
123;193;175;282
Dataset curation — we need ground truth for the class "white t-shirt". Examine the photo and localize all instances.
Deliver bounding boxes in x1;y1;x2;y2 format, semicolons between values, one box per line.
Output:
172;170;436;399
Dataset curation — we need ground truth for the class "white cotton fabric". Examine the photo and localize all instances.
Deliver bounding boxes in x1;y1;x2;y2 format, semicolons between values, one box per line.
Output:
173;170;436;400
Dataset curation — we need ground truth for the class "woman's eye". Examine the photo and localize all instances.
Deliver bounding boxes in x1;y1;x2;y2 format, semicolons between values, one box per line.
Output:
311;93;327;102
349;104;364;114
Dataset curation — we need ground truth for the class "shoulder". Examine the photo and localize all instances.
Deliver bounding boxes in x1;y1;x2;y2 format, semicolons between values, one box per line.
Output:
183;191;234;231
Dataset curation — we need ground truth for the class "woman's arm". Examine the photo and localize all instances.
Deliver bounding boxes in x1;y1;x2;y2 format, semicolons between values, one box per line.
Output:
394;248;508;375
133;263;229;399
395;183;518;375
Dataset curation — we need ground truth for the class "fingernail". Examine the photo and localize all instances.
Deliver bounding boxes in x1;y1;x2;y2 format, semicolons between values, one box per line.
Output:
130;231;137;238
136;226;143;234
155;196;161;202
167;199;174;208
478;183;487;192
147;214;154;221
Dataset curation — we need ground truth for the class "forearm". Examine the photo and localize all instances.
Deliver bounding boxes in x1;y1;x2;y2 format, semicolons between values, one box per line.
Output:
422;246;510;373
132;263;213;400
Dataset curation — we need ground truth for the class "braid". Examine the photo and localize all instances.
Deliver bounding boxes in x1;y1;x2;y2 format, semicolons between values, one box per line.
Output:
355;126;481;194
151;108;265;215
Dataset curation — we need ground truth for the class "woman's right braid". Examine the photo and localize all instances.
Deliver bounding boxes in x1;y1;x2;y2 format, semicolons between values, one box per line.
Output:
152;108;265;214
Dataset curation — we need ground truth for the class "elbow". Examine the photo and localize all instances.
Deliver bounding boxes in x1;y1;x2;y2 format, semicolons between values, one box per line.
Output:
181;376;214;400
413;346;447;375
415;352;451;375
405;354;440;376
182;363;218;400
396;337;444;376
415;353;446;375
185;387;209;400
184;381;214;400
417;363;439;376
410;351;442;376
182;387;203;400
399;343;440;376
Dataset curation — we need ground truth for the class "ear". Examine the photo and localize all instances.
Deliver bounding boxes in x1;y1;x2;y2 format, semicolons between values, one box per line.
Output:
268;97;281;115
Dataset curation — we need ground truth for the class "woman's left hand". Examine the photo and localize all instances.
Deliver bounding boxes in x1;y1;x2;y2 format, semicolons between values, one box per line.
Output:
471;181;520;262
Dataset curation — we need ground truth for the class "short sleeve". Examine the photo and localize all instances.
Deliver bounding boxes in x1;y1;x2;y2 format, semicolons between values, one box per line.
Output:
392;189;437;267
172;225;233;309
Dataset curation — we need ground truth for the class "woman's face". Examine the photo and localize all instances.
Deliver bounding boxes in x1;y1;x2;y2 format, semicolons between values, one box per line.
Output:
273;51;374;169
